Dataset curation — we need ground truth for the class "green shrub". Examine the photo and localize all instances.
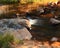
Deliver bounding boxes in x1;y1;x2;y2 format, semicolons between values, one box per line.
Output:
0;0;19;4
0;33;14;48
14;38;24;44
0;33;23;48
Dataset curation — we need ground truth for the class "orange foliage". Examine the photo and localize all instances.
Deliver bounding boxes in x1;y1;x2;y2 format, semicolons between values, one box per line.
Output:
44;41;50;46
41;13;54;18
51;42;60;46
18;3;40;13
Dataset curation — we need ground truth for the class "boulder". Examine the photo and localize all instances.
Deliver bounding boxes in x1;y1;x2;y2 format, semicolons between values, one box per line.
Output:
50;18;60;24
51;37;58;42
3;27;32;40
0;19;32;40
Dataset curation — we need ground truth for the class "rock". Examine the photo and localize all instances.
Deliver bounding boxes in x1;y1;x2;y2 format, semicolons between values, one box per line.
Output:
16;28;32;40
50;18;60;24
4;27;32;40
0;19;32;40
51;37;58;42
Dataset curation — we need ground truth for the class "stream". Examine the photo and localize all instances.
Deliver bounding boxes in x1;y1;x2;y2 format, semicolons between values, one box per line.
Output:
29;18;60;41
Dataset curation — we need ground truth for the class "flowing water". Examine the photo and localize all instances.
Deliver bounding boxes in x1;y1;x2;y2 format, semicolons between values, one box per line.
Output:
29;18;60;41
